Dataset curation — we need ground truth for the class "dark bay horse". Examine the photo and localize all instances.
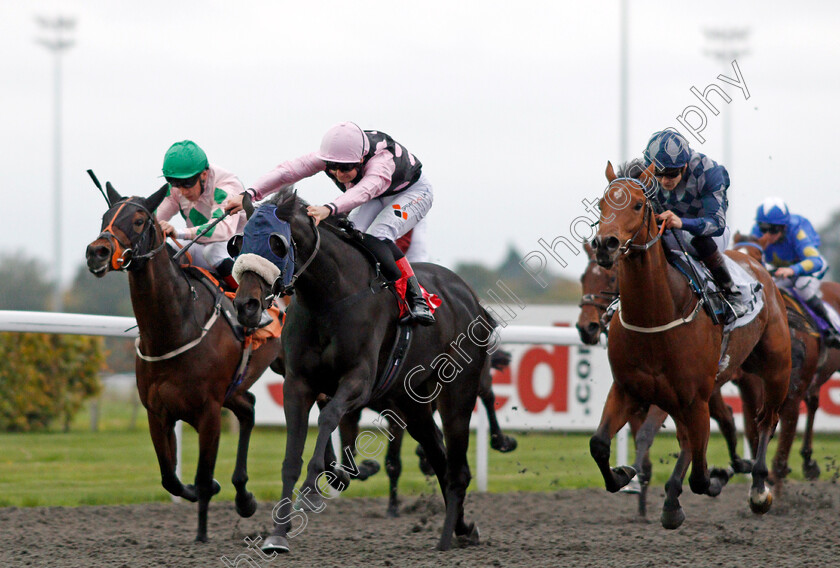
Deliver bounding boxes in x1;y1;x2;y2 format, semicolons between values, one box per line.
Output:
85;183;282;541
233;188;492;552
590;162;790;528
732;232;840;492
577;242;752;517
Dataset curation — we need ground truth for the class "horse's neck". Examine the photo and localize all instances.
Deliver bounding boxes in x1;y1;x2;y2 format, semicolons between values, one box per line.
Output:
128;253;205;345
293;220;378;309
618;245;689;324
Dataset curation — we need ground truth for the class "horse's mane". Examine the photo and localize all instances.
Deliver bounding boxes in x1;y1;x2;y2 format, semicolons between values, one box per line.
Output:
264;185;362;237
616;158;658;197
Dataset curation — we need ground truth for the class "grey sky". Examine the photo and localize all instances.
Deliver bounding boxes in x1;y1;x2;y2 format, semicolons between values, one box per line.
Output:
2;0;839;292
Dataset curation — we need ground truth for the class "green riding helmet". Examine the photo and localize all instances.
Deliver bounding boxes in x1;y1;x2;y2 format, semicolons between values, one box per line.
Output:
162;140;209;179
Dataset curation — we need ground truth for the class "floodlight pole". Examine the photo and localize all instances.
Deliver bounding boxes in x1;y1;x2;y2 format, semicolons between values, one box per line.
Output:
36;16;75;312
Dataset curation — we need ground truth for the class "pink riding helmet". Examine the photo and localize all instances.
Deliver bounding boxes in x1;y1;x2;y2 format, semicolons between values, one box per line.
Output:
316;122;370;164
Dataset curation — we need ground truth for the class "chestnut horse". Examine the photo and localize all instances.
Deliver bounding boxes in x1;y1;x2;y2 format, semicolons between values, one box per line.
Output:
85;183;282;541
590;162;790;529
732;232;840;492
577;242;752;517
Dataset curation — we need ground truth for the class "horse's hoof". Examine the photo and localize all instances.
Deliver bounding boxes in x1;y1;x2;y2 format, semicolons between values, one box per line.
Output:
195;533;208;543
608;465;637;492
731;458;754;475
749;486;773;515
212;479;221;496
619;477;642;495
261;535;290;554
328;468;351;490
707;467;733;497
803;459;821;481
490;434;518;453
456;523;480;547
660;507;685;530
387;506;400;518
235;492;258;518
181;485;199;502
294;488;325;512
356;459;381;481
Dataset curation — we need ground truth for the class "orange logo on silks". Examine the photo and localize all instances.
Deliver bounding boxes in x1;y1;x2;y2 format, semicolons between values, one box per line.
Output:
392;204;408;219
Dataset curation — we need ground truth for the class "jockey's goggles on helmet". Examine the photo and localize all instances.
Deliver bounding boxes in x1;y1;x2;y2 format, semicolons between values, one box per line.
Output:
166;173;201;188
654;167;683;179
324;161;358;173
758;223;784;235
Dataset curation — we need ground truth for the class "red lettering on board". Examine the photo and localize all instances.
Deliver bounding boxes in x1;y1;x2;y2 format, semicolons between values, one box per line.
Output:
267;382;284;407
517;345;569;413
820;375;840;416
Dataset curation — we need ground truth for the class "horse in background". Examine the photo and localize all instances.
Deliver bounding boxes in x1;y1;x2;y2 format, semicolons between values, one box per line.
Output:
590;162;790;528
732;232;840;493
577;242;752;517
85;183;282;542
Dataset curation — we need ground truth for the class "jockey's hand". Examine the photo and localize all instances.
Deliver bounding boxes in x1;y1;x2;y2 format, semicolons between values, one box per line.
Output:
159;220;176;237
774;266;795;279
307;205;331;226
656;210;683;230
223;193;245;214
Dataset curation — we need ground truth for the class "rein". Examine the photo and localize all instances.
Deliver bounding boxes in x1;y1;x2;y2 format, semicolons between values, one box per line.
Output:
274;215;321;297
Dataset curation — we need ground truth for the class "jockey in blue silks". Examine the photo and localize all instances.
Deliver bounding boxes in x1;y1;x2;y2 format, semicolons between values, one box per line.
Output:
643;129;749;319
750;197;840;347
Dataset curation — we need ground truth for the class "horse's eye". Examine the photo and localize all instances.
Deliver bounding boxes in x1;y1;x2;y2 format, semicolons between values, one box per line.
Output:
634;201;643;210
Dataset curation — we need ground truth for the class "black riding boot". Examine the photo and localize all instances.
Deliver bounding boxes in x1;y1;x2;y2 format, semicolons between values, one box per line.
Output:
404;274;436;326
804;297;840;348
702;249;750;320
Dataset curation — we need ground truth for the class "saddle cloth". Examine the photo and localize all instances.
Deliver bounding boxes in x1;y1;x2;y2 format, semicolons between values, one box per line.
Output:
668;251;764;331
786;288;840;333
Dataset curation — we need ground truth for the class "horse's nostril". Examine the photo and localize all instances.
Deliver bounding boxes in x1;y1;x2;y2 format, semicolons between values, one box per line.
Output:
587;322;600;333
604;236;620;251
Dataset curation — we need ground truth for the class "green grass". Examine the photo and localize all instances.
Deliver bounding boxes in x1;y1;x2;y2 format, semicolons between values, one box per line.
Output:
1;399;840;507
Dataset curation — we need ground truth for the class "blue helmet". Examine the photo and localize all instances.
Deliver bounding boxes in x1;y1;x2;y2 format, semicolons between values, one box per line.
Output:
755;197;791;226
643;130;691;169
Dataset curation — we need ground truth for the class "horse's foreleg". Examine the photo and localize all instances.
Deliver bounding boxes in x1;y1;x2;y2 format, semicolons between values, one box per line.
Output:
628;406;666;516
385;420;404;517
590;384;637;493
769;397;800;494
683;400;733;499
190;407;222;542
298;376;367;512
801;388;821;480
225;390;258;518
735;373;762;457
479;384;517;453
147;412;187;498
661;425;693;530
709;389;752;474
262;378;316;554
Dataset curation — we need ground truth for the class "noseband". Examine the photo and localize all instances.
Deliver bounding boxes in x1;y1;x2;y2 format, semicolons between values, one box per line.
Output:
98;198;167;271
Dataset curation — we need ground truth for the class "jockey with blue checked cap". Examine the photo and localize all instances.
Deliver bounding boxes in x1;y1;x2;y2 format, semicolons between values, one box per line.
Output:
643;129;750;319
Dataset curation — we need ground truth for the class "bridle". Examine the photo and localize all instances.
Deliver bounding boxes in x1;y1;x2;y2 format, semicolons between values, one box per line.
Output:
97;198;167;271
606;177;666;256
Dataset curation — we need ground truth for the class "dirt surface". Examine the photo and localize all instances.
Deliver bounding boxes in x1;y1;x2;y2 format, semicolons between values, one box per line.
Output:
2;480;839;568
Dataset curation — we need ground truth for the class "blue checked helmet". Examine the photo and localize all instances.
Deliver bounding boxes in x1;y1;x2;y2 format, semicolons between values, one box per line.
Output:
755;197;791;226
643;130;691;170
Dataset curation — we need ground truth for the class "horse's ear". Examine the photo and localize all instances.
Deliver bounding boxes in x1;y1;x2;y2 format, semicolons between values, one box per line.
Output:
145;183;170;213
605;161;617;182
106;181;122;205
243;192;255;219
269;233;289;258
227;234;243;258
733;231;743;243
639;162;656;187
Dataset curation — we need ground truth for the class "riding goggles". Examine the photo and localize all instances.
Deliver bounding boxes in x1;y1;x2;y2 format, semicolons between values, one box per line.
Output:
324;161;359;173
166;173;201;188
758;223;784;235
654;167;683;179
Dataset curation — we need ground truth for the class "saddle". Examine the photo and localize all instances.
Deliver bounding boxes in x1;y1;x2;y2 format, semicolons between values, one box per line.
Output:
664;250;762;328
781;288;832;338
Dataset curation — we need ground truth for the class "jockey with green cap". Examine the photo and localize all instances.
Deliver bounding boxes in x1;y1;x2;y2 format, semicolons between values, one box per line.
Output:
156;140;247;289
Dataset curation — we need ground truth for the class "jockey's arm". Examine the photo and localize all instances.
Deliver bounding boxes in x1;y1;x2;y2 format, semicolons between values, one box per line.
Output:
223;153;323;212
328;153;395;214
